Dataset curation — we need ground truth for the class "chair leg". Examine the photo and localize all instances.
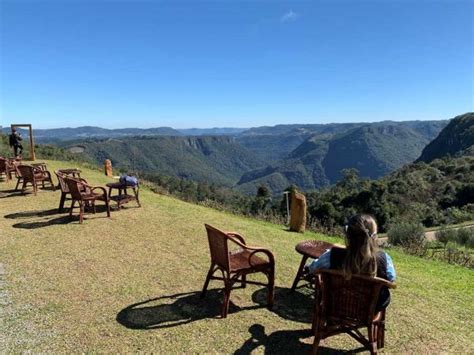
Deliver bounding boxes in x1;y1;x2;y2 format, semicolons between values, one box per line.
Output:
70;200;76;216
311;333;321;355
267;267;275;309
105;199;111;217
368;325;377;355
58;192;67;212
79;202;84;224
15;178;21;191
378;311;386;349
241;275;247;288
201;263;215;298
21;180;27;194
221;280;232;318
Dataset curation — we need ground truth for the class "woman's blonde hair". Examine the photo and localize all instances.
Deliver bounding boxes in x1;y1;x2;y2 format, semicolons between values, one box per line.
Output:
343;214;379;278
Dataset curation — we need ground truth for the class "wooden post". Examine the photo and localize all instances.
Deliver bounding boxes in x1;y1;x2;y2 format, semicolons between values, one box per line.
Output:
10;124;35;161
289;191;307;233
104;159;113;177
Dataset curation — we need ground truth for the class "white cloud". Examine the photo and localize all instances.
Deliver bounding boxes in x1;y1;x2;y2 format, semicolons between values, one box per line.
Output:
281;10;298;23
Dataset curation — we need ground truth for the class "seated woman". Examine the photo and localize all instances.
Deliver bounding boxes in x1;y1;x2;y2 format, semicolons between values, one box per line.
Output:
308;214;396;310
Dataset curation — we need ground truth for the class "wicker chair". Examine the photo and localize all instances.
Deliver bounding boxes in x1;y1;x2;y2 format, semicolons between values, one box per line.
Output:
16;164;55;195
64;177;110;224
55;169;82;212
311;269;396;355
201;224;275;318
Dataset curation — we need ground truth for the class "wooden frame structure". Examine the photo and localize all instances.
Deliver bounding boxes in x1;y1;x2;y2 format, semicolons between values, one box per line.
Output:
10;124;35;161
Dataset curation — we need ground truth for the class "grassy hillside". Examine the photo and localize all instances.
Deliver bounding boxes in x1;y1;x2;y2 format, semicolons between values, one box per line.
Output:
0;159;473;352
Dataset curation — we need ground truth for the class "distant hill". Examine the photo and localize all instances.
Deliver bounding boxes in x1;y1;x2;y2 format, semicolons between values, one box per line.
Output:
64;135;264;186
417;113;474;163
1;126;181;143
176;128;247;136
237;121;447;195
236;123;365;162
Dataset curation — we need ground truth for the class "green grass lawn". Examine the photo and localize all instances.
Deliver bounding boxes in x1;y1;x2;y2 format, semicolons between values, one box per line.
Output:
0;160;473;353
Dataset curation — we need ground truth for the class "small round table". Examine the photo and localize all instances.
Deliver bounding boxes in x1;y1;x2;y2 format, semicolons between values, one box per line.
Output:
106;182;141;210
291;240;336;291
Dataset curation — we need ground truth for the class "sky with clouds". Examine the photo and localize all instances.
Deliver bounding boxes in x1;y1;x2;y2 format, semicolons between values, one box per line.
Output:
0;0;472;129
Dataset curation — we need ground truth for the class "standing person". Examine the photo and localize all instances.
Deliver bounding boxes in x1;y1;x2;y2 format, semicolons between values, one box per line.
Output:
307;214;396;310
9;128;23;157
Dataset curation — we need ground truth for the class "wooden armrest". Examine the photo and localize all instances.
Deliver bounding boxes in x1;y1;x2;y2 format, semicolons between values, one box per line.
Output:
314;269;396;289
247;248;275;267
226;232;274;265
226;232;246;245
90;186;107;195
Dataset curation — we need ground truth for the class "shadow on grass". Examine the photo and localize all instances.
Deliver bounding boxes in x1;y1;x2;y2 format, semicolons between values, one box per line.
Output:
7;205;110;229
117;290;262;330
5;208;60;219
253;286;314;324
0;189;30;198
12;216;74;229
234;324;366;354
0;185;56;198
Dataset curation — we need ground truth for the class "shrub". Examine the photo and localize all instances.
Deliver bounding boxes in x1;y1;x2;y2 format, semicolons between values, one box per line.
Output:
436;227;457;246
466;233;474;249
456;227;474;247
388;222;427;255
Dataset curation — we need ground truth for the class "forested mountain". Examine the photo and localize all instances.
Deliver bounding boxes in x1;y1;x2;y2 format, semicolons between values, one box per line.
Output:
417;113;474;163
63;136;263;186
2;118;450;193
236;121;447;195
307;154;474;232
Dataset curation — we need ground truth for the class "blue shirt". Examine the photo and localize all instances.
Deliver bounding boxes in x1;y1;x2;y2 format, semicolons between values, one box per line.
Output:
308;249;396;282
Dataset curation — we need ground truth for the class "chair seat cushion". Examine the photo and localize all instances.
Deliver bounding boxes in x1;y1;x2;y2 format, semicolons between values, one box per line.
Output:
229;249;269;271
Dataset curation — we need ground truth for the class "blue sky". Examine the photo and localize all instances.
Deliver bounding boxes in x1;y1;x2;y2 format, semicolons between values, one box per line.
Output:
0;0;472;129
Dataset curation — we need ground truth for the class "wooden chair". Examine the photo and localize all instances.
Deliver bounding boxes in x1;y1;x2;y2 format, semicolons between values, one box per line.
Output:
16;164;55;195
55;169;82;212
311;269;396;355
64;177;110;224
0;158;12;182
201;224;275;318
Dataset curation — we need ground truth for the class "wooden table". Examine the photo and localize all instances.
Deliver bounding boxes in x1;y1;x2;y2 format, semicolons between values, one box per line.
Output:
291;240;335;291
106;182;140;210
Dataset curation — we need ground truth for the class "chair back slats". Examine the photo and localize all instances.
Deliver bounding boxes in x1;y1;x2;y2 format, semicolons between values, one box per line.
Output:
55;171;70;193
205;224;230;271
64;177;85;200
318;269;387;327
17;165;34;181
0;158;7;174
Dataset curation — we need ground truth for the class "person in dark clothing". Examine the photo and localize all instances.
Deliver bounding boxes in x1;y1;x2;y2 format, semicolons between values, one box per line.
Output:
9;128;23;157
307;214;396;310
